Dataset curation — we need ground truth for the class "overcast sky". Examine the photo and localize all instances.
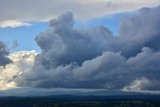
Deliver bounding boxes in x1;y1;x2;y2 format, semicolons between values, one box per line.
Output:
0;0;160;27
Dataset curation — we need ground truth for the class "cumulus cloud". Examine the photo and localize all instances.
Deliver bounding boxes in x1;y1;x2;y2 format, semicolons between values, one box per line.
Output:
10;6;159;92
110;6;160;57
0;20;31;28
1;6;160;93
35;12;113;68
0;50;37;90
0;41;12;67
0;0;159;22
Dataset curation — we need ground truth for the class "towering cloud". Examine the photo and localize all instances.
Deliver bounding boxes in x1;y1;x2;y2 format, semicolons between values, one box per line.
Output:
35;12;113;68
0;41;12;67
1;6;160;93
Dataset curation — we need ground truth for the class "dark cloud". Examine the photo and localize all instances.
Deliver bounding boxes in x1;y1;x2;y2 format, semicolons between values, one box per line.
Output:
111;6;160;57
12;39;19;48
35;12;113;68
16;6;160;92
0;41;12;67
125;47;160;91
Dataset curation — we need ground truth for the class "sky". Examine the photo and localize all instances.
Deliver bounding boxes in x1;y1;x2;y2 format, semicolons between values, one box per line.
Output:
0;13;124;52
0;0;160;96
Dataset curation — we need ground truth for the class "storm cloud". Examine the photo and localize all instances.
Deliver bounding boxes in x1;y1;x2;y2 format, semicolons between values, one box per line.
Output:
6;6;160;92
35;12;113;68
111;6;160;57
0;41;12;67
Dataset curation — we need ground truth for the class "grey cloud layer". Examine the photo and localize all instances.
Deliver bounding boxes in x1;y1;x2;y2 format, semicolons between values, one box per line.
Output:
15;6;160;91
0;41;12;67
0;0;159;22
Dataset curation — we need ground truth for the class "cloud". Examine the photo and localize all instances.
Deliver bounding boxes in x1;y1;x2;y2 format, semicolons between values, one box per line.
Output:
124;47;160;91
123;77;151;91
35;12;113;67
0;41;12;67
110;6;160;57
11;6;160;92
0;88;153;97
1;6;160;93
72;51;126;89
0;0;159;22
0;50;37;90
12;39;19;49
0;20;31;28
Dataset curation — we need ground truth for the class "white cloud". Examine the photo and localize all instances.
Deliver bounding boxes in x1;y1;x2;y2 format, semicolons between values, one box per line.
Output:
0;50;37;90
122;77;151;91
0;0;159;22
0;20;31;28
